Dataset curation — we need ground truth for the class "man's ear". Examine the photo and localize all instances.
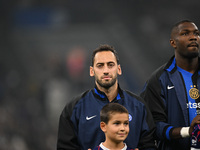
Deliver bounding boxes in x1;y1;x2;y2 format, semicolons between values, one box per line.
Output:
170;39;177;49
100;122;107;132
118;64;122;75
90;66;94;77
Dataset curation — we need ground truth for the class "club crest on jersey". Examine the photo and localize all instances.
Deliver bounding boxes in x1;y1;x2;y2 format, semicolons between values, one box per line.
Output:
129;114;132;121
189;85;199;99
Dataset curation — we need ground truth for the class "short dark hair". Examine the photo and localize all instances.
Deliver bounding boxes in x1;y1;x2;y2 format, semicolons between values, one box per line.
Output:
91;44;120;66
100;103;129;124
170;20;194;38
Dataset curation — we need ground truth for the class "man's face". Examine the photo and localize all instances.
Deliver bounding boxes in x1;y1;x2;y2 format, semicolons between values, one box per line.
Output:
170;22;200;59
90;51;122;89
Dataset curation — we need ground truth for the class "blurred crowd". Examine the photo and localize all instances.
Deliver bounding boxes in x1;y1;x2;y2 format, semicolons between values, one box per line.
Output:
1;0;200;150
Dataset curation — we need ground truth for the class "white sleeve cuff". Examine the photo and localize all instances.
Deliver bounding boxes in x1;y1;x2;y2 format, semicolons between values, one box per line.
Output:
180;127;190;138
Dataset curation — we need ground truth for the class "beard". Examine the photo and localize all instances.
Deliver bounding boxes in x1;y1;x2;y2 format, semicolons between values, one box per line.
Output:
181;50;199;59
178;43;199;59
96;77;117;89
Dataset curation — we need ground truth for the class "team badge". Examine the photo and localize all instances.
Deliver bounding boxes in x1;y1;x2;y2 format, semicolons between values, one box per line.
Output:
129;114;132;121
189;86;200;99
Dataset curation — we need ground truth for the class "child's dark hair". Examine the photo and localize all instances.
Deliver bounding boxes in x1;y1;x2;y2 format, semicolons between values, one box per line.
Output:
100;103;129;124
91;44;120;66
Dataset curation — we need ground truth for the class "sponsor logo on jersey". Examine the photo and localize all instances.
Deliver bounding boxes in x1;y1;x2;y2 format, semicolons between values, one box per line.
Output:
187;102;200;109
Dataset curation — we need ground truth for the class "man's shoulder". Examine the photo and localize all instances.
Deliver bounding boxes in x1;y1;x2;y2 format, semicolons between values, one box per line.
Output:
151;63;166;78
68;89;93;106
61;89;92;117
73;89;92;102
123;90;147;106
123;90;140;99
145;63;168;87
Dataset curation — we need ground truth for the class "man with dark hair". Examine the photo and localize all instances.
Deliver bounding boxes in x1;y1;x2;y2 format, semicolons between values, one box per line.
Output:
140;20;200;150
57;44;156;150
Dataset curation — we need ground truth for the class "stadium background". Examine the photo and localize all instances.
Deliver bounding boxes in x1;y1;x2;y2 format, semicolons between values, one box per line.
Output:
0;0;200;149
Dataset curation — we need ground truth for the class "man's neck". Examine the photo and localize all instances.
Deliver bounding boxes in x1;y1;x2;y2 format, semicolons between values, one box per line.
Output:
175;56;199;74
96;83;118;102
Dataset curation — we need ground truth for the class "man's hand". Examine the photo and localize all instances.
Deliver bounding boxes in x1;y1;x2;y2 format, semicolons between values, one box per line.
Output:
190;115;200;135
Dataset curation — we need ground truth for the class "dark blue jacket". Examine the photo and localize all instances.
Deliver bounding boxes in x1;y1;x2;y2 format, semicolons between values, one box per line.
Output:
57;85;156;150
140;56;200;150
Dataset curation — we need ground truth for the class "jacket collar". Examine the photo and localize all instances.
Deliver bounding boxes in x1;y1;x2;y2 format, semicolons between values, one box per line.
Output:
92;84;124;102
165;55;200;74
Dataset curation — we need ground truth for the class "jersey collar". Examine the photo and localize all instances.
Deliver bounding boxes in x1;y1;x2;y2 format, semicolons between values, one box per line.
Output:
93;84;123;102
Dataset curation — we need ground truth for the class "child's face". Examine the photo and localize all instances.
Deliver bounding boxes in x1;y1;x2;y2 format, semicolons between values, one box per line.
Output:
101;112;129;143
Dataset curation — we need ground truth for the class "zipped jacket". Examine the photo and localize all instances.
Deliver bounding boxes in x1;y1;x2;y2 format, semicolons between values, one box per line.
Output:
57;85;156;150
140;56;200;150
